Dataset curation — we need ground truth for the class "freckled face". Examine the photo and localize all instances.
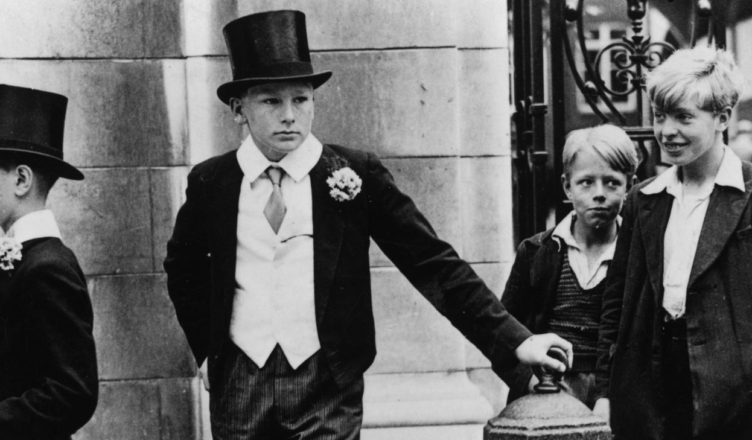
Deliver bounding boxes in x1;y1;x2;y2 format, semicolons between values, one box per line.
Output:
653;100;726;167
233;81;314;162
563;147;628;230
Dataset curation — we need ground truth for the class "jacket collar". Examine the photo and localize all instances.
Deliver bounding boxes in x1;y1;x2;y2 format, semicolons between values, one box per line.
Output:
637;154;752;296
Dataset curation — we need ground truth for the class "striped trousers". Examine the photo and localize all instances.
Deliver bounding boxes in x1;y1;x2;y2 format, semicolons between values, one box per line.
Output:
210;342;364;440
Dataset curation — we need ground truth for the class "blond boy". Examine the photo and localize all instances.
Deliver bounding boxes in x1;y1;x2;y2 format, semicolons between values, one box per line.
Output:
595;47;751;439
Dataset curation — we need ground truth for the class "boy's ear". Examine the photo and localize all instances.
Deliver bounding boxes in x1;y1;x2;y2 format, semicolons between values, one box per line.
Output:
13;165;34;198
229;98;247;125
561;174;573;199
717;106;733;132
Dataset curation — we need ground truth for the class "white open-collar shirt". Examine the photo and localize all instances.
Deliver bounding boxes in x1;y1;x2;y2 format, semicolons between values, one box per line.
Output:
642;147;745;319
552;210;621;290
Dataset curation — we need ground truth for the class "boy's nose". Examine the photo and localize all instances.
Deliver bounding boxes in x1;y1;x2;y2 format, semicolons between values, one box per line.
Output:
661;120;679;137
593;181;606;199
280;102;295;124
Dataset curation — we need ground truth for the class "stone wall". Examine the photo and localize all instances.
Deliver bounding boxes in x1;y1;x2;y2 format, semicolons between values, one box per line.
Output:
0;1;514;439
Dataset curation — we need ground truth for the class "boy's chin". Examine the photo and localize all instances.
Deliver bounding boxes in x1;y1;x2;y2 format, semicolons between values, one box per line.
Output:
582;215;617;230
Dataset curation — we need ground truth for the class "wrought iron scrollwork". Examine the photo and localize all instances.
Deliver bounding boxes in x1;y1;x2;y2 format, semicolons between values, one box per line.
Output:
510;0;727;238
563;0;677;124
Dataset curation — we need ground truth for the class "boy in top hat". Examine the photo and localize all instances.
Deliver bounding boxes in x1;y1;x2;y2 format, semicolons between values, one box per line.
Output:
595;47;752;439
165;10;572;439
0;85;97;439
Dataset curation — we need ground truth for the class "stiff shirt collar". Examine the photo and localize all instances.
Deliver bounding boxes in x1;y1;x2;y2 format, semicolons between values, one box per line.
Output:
641;146;745;197
551;210;622;255
5;210;62;244
236;134;323;183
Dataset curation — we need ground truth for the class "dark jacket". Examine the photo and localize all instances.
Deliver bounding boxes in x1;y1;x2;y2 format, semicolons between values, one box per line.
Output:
0;238;98;440
164;144;533;388
498;228;564;402
596;162;752;439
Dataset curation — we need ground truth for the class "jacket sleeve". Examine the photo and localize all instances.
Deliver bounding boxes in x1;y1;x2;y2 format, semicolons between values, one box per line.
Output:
594;187;636;399
497;240;536;402
164;168;212;365
365;152;533;363
0;258;98;437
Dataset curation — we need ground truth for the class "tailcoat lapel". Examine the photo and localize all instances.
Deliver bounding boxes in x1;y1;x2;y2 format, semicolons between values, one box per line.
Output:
638;190;673;301
205;154;244;312
310;145;345;323
689;182;751;287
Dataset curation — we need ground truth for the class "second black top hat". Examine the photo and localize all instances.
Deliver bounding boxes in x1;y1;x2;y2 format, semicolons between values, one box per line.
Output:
216;10;332;104
0;84;83;180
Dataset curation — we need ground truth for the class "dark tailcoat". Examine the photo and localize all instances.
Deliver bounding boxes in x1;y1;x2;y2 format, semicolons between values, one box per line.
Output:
596;162;752;439
165;144;532;388
0;238;98;440
498;228;564;402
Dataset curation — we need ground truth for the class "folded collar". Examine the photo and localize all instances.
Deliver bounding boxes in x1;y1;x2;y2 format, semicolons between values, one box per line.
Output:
5;210;62;244
641;146;745;196
236;134;323;183
552;210;621;255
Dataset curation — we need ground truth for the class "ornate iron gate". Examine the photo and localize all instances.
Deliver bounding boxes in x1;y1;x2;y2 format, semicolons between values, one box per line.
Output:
510;0;730;241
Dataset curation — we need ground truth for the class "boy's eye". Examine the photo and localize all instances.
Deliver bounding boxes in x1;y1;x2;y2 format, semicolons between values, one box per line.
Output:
293;96;309;104
579;179;592;186
264;98;280;104
654;112;665;121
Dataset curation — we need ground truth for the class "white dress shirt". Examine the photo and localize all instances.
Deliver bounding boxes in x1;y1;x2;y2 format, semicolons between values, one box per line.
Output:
552;211;621;289
229;134;323;369
5;210;62;243
641;147;745;319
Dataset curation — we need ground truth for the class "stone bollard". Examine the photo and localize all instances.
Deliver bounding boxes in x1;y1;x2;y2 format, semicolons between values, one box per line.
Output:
484;348;612;439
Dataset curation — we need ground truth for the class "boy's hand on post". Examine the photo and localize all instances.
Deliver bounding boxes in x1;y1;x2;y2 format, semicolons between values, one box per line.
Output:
514;333;573;372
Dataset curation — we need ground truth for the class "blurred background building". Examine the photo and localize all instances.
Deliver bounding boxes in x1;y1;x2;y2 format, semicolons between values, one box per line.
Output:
0;1;750;439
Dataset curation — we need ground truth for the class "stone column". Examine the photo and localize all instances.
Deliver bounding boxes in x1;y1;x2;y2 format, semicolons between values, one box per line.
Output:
0;1;205;438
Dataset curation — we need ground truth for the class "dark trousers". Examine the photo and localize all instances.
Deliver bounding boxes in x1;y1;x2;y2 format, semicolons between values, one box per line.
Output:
659;318;693;440
210;343;364;440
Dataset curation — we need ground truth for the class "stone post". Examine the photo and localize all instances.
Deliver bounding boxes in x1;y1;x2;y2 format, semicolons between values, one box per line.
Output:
484;349;612;440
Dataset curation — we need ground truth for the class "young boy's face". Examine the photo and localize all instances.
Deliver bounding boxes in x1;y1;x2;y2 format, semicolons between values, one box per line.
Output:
231;81;314;162
563;147;628;230
653;99;728;167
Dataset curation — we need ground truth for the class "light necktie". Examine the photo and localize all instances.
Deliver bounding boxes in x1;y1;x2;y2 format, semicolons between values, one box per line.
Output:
264;167;286;234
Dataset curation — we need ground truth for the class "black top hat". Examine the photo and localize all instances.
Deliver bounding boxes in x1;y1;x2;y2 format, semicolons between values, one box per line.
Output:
0;84;83;180
216;10;332;104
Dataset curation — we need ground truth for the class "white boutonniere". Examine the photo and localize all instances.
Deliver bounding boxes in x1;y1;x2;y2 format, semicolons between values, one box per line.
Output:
0;237;22;271
326;167;362;202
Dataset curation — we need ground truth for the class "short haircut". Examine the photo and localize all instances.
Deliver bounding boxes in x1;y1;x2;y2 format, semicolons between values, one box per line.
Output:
562;125;638;180
0;153;60;197
646;46;745;114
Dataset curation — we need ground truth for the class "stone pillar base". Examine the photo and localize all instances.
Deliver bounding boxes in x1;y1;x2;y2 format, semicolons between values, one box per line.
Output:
362;371;493;439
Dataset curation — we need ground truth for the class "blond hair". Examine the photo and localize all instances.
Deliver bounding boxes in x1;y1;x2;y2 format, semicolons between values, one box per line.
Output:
562;125;638;179
646;46;745;114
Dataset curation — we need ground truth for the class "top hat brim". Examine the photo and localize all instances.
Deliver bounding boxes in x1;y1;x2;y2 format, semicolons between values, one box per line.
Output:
0;146;84;180
217;71;332;105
